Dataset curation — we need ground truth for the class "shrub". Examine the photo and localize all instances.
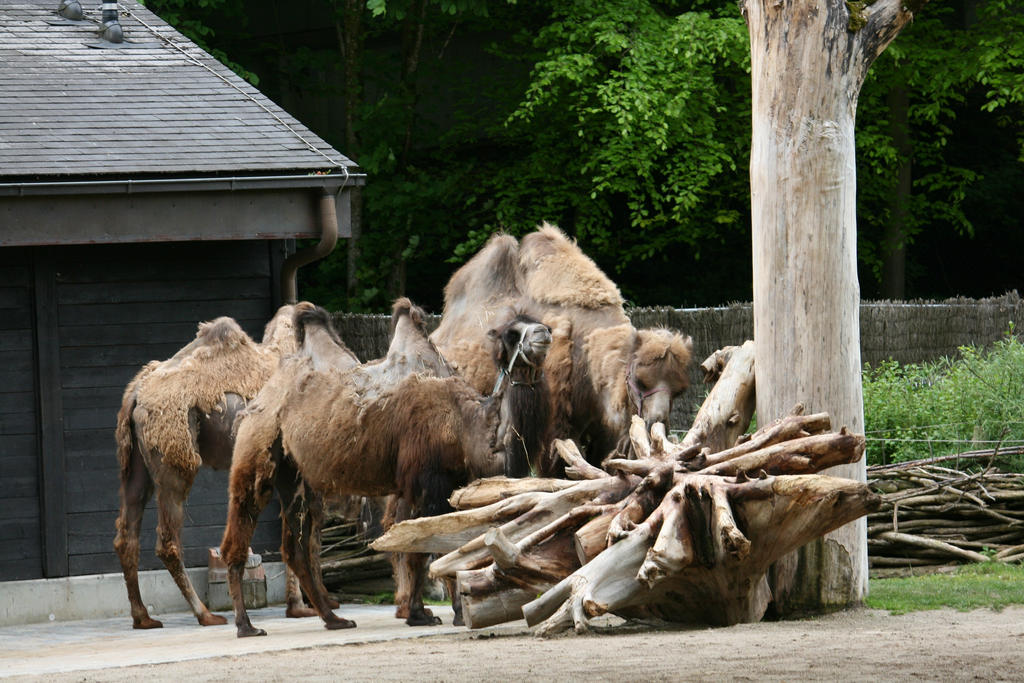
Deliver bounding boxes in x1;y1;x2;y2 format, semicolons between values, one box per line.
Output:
862;330;1024;470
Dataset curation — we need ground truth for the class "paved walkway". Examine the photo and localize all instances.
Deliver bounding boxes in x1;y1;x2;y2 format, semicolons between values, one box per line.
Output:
0;603;526;678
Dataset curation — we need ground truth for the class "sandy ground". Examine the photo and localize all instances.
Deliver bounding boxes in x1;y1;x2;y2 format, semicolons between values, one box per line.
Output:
10;605;1024;682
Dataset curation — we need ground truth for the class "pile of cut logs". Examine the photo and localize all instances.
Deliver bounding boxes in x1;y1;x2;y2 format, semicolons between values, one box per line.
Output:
867;451;1024;575
372;341;880;634
319;514;393;598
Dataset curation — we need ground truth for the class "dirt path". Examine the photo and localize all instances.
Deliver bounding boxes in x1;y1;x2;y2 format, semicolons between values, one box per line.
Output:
20;606;1024;682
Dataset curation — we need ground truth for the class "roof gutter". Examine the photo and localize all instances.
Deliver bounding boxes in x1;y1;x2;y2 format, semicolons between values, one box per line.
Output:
0;172;365;197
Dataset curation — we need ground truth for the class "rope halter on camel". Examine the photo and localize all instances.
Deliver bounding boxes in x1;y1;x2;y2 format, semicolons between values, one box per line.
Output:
626;360;669;419
491;338;543;396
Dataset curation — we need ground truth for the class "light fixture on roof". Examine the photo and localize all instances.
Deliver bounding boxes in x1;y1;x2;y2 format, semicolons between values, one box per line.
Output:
55;0;84;20
98;1;123;43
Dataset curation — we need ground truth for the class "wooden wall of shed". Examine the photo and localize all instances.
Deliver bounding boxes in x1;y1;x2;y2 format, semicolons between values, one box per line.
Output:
0;249;41;581
0;240;288;583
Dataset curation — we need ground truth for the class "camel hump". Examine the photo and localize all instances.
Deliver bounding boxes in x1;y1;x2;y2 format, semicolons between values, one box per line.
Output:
518;223;623;310
391;297;427;334
195;317;252;349
293;305;337;345
442;232;520;309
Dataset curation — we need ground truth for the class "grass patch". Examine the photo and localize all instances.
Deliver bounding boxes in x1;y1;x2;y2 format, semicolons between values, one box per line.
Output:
867;562;1024;614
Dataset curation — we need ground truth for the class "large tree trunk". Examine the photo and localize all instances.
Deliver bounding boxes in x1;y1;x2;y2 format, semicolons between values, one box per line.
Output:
743;0;926;614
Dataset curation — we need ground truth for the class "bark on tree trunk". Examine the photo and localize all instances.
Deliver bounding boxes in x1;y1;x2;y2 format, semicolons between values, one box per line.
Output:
742;0;926;614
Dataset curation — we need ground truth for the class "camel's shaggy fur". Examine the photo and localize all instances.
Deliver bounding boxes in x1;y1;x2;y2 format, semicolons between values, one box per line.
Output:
220;304;552;637
113;302;355;630
432;223;694;468
518;223;624;311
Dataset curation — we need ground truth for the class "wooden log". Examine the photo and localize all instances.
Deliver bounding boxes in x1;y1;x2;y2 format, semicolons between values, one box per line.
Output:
637;475;878;627
573;509;617;564
553;439;609;480
677;340;756;454
875;531;991;563
427;477;635;577
649;422;674;460
456;571;536;629
700;409;832;469
523;527;655;635
523;473;879;634
867;446;1024;473
457;526;581;629
869;556;950;567
995;544;1024;560
884;490;1024;506
603;457;667;478
701;430;866;477
636;487;693;585
629;415;653;461
606;463;675;542
449;476;577;510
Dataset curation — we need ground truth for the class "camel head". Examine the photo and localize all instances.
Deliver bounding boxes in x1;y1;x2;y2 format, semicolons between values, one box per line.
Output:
628;328;694;430
487;312;552;392
487;312;553;477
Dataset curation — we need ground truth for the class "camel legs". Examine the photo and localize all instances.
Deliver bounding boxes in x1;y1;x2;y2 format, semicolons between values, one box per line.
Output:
385;496;412;620
113;444;160;629
384;496;443;626
221;441;278;637
397;551;441;626
446;577;464;626
222;446;353;637
284;568;341;617
276;459;355;631
153;469;227;627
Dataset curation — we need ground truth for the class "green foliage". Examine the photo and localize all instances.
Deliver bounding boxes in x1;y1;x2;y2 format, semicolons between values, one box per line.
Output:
867;562;1024;614
140;0;260;84
484;0;751;268
141;0;1024;310
862;331;1024;468
854;0;1024;293
331;0;756;311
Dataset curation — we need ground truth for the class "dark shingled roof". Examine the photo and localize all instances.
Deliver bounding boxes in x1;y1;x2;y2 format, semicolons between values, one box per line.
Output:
0;0;358;179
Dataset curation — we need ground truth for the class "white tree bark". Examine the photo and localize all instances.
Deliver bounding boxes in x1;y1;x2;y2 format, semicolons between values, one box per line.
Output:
743;0;923;612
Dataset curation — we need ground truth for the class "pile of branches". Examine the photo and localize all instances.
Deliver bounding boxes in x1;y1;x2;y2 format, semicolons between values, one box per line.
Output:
319;515;393;596
868;451;1024;575
372;341;879;634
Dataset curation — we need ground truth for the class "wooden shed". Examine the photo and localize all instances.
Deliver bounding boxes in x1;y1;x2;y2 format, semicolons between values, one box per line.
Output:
0;0;364;582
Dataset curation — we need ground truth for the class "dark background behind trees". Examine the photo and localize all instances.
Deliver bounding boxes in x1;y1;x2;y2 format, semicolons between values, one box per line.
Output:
144;0;1024;313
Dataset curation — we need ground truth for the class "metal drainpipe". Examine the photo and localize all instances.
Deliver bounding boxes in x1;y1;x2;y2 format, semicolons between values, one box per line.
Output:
280;189;340;304
99;1;123;43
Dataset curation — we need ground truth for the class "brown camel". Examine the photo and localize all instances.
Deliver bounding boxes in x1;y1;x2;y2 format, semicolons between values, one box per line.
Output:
113;302;359;630
431;223;694;471
220;304;553;636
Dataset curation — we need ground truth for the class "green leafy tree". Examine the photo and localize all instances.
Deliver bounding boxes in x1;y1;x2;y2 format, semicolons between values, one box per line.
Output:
453;0;753;303
142;0;1024;312
854;0;1024;298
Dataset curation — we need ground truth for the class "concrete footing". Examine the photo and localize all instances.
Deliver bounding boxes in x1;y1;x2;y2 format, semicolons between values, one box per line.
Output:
0;562;289;627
